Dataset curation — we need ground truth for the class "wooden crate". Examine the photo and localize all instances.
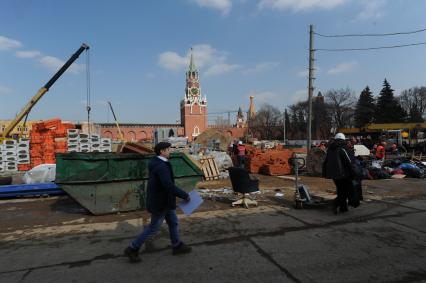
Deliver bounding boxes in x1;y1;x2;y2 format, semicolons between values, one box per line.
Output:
199;157;220;180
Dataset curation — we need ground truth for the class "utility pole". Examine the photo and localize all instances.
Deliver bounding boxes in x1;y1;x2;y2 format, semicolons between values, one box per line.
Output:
283;109;286;145
307;24;315;153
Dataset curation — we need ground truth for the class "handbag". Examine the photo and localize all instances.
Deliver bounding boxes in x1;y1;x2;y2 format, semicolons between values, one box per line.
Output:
342;149;363;179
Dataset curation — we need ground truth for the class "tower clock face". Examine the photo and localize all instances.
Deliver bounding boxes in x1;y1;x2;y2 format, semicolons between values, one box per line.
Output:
190;88;199;96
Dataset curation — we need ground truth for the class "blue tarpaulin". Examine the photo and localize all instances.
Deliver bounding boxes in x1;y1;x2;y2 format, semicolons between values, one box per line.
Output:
0;183;64;198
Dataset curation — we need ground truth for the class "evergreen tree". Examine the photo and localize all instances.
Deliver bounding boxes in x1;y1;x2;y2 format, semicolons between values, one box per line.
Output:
354;86;375;128
374;79;406;123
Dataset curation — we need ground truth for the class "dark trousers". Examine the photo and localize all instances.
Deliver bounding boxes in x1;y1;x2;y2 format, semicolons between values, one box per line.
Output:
333;178;353;211
237;155;245;168
130;209;180;250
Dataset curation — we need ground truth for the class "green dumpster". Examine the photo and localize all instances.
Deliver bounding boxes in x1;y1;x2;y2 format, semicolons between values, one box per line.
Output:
55;152;203;215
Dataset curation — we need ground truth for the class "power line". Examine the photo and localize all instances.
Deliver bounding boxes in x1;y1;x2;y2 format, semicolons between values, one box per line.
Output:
316;41;426;52
314;28;426;38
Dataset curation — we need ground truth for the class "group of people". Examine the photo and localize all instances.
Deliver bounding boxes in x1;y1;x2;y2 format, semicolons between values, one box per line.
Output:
124;134;385;263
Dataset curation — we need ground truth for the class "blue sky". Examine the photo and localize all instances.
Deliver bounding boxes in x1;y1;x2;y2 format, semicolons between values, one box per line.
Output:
1;0;425;124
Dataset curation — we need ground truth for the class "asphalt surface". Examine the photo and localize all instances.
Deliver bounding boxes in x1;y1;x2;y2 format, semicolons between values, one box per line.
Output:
0;177;425;283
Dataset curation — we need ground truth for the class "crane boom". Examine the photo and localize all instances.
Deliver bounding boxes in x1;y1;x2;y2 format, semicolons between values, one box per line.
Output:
1;43;90;139
108;101;125;142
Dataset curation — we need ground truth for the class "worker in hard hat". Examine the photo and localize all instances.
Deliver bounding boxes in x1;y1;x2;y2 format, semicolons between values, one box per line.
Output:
322;133;355;214
237;141;246;168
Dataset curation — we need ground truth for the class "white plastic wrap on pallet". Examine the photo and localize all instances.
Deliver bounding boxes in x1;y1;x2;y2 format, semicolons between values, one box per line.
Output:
23;164;56;184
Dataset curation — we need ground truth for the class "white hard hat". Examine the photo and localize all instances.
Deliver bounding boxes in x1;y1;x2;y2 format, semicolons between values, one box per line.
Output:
335;133;346;140
238;141;243;145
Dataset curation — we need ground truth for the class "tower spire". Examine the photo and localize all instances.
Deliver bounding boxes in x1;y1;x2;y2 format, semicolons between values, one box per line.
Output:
189;48;196;72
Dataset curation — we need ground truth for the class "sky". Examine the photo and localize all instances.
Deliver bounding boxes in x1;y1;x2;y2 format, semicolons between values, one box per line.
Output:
1;0;425;124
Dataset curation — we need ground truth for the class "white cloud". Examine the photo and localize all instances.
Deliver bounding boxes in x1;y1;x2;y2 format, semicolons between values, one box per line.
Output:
242;62;279;74
39;56;84;74
205;63;241;76
0;35;22;50
0;85;12;95
15;50;42;58
159;44;240;76
190;0;232;15
291;89;308;102
246;91;278;103
258;0;349;12
327;61;358;75
357;0;386;20
158;52;188;71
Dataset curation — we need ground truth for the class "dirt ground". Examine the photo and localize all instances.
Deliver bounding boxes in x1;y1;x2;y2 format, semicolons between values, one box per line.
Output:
1;174;425;234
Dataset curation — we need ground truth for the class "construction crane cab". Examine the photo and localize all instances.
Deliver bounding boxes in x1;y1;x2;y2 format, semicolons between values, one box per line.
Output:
0;43;90;142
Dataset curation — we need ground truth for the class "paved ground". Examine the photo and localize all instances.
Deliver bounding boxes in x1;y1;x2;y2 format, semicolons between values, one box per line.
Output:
0;177;425;283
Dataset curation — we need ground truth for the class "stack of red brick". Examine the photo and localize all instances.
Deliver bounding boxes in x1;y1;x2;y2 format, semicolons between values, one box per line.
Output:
245;144;306;175
28;118;75;169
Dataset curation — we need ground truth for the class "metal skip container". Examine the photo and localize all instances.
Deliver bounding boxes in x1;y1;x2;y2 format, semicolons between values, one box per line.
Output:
55;152;203;215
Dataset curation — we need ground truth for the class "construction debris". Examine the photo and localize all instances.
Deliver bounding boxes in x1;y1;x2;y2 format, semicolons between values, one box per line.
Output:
245;144;306;175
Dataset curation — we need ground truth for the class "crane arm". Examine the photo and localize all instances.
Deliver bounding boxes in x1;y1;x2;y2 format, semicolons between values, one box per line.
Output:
1;43;89;138
108;101;125;142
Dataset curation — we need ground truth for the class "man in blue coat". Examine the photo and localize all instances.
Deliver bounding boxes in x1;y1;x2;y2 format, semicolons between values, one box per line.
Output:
124;142;191;263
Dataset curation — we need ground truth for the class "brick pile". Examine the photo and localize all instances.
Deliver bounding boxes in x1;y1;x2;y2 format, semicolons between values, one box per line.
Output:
245;144;307;175
29;118;75;169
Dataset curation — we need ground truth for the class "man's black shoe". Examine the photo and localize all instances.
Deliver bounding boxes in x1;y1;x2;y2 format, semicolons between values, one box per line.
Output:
172;242;192;255
124;246;141;263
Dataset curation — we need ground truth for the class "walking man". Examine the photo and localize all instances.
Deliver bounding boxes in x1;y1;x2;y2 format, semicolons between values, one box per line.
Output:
124;142;192;263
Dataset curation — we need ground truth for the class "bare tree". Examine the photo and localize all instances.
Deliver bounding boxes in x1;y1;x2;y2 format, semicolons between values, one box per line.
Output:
252;104;282;139
399;87;426;122
325;88;356;130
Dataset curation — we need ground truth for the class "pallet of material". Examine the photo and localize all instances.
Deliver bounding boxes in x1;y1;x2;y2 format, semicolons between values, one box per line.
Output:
199;157;220;180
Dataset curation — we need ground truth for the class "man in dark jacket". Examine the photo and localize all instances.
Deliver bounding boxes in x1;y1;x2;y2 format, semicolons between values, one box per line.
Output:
124;142;191;263
322;133;354;214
